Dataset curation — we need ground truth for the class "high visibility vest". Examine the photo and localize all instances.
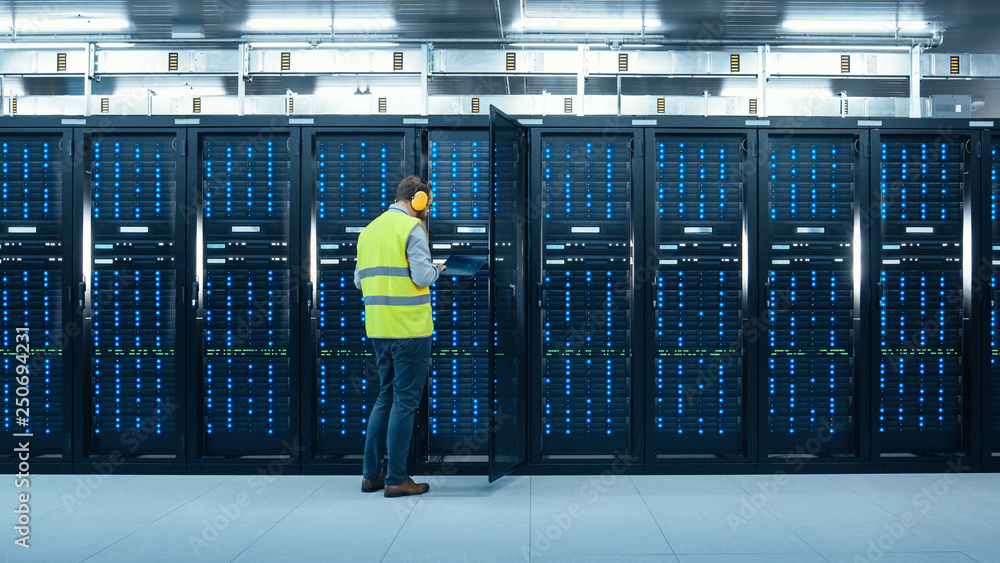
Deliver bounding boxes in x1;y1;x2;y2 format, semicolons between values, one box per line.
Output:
357;211;434;338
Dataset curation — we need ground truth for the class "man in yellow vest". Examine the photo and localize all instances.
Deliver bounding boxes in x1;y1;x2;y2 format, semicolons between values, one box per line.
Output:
354;175;445;497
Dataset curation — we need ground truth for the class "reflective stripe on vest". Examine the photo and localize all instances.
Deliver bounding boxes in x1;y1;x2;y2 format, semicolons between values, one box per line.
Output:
357;211;434;338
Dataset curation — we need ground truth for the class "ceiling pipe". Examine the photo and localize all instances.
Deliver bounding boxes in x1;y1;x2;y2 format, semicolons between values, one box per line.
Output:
0;31;944;50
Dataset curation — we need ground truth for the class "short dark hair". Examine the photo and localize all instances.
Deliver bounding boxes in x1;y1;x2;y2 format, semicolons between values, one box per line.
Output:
396;175;430;203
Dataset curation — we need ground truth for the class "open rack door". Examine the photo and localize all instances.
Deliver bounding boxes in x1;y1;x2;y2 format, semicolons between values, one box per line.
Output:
488;106;529;481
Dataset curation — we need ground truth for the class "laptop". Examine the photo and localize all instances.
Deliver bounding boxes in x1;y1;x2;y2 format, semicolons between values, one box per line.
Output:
442;255;487;277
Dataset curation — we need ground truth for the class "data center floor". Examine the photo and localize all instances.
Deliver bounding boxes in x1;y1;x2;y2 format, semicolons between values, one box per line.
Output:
5;472;1000;562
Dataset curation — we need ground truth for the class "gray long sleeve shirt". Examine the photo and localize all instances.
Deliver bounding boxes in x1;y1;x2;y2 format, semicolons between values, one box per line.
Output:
354;204;440;290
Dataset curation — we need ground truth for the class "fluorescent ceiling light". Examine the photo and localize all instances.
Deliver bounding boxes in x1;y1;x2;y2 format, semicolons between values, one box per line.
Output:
334;17;397;32
509;43;585;48
768;86;835;98
782;19;931;34
517;17;662;33
509;42;662;49
775;44;912;51
14;17;130;34
249;42;314;49
322;42;400;48
245;18;332;33
0;42;88;49
719;85;758;97
95;42;136;48
114;83;228;96
248;41;401;48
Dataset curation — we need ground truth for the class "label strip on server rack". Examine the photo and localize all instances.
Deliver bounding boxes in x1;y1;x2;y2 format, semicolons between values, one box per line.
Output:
539;134;632;455
87;134;181;455
427;131;490;454
764;136;857;453
877;136;965;453
201;134;292;454
314;132;406;456
0;134;66;453
651;135;745;456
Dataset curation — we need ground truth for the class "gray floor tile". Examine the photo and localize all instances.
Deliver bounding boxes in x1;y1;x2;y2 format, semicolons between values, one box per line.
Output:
729;474;847;495
529;474;638;499
822;552;979;563
756;491;897;526
33;475;229;523
1;518;147;563
631;475;746;497
382;519;530;562
785;518;958;554
677;555;827;563
530;494;656;542
241;518;400;561
232;550;369;563
526;514;672;557
641;493;814;555
280;489;419;527
158;475;328;524
541;556;679;563
22;475;140;519
81;521;273;563
962;552;1000;563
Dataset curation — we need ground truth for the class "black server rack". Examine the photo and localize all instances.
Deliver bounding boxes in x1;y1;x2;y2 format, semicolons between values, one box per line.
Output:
193;130;300;456
532;130;640;458
80;130;186;458
425;129;490;455
759;131;864;457
306;129;411;458
646;131;750;459
873;131;971;455
990;137;1000;454
0;130;73;458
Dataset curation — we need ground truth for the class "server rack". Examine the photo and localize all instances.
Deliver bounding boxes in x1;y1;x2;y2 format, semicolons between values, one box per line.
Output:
988;130;1000;458
645;129;752;461
1;128;74;461
302;127;414;462
757;129;867;463
424;128;491;457
871;128;976;457
189;129;302;460
530;127;643;462
78;129;187;461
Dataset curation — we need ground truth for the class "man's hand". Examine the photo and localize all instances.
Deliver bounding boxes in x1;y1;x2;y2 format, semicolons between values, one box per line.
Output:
439;263;447;272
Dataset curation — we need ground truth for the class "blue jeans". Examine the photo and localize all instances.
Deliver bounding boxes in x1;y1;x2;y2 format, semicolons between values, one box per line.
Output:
362;337;431;486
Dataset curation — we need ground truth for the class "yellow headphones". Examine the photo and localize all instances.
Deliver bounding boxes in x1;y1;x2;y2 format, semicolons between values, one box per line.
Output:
411;189;428;211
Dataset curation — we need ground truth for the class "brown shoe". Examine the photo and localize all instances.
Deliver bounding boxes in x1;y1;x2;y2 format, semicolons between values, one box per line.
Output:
361;472;386;493
384;477;430;498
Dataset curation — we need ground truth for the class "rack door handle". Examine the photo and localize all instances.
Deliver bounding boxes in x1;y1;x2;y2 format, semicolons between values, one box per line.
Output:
77;280;87;310
190;281;200;309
